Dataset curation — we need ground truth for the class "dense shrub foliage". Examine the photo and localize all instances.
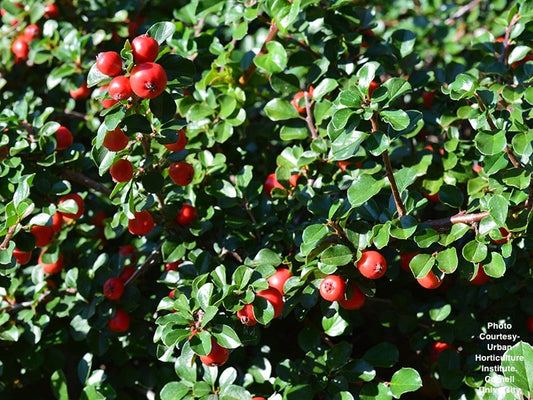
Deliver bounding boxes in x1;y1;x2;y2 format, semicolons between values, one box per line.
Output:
1;0;533;399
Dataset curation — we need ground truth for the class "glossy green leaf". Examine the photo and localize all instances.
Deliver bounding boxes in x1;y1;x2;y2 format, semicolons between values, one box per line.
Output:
389;368;422;398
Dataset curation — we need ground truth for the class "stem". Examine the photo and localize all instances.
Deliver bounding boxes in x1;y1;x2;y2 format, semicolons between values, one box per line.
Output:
60;168;112;196
444;0;482;25
124;244;162;286
425;210;489;230
304;92;318;139
239;20;279;85
371;112;406;217
499;13;521;64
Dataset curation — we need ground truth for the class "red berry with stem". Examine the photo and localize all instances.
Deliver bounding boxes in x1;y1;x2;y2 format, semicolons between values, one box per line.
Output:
55;125;73;150
108;75;132;100
319;274;346;302
96;51;123;76
128;210;154;235
109;159;134;182
131;35;159;63
357;250;387;279
103;127;129;152
103;277;125;300
129;62;167;99
108;309;130;332
168;161;194;186
175;203;197;225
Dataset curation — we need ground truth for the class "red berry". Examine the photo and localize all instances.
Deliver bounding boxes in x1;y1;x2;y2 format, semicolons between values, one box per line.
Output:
165;261;182;271
199;337;230;367
319;275;346;302
470;264;490;286
51;212;63;233
109;159;134;182
256;287;284;318
131;35;159;63
44;3;60;19
30;225;55;248
39;251;64;274
11;38;29;61
264;173;283;197
108;75;132;100
118;244;137;263
119;265;135;283
175;203;197;225
400;252;419;272
422;90;436;109
423;191;440;203
69;81;91;100
129;62;167;99
23;24;40;41
58;193;84;221
13;248;32;265
237;303;257;326
55;125;73;150
96;51;123;76
368;81;379;98
267;268;293;295
416;271;442;289
164;129;187;152
103;127;129;152
429;342;455;362
128;210;154;235
103;277;125;301
491;227;510;244
108;309;130;332
357;250;387;279
168;161;194;186
339;283;366;310
291;86;314;114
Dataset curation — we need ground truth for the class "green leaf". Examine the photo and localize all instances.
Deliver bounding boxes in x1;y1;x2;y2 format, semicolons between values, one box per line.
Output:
363;342;399;368
380;110;410;131
322;302;348;337
313;78;339;100
390;29;416;58
438;185;464;208
382;78;412;106
348;174;384;207
360;382;393;400
389;368;422;398
357;62;378;91
147;22;176;44
196;283;214;309
446;73;479;100
429;304;452;322
483;252;506;278
13;174;34;208
409;253;435;278
462;240;488;263
254;41;287;74
436;247;458;274
502;342;533;394
389;216;417;240
252;248;282;267
213;325;241;349
149;91;177;123
474;130;507;156
264;98;300;121
160;382;190;400
320;244;353;267
488;194;509;227
330;130;368;161
51;370;69;400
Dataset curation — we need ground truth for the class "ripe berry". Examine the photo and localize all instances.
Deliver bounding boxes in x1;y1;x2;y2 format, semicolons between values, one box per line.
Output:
96;51;123;76
368;81;379;97
108;309;130;333
319;274;346;302
129;62;167;99
69;81;91;100
199;338;230;367
128;210;154;235
31;225;54;248
291;86;314;114
39;251;64;274
58;193;84;221
256;287;284;318
400;251;419;272
416;271;442;289
357;250;387;279
470;264;490;286
23;24;40;41
165;261;181;271
44;3;60;19
51;212;63;233
422;90;436;109
103;277;125;301
108;75;132;100
175;203;197;225
13;248;32;265
264;173;283;197
118;244;137;263
55;125;73;150
164;129;187;152
103;127;129;152
237;303;257;326
131;35;159;63
429;342;455;362
267;268;293;295
168;161;194;186
339;283;366;310
491;227;510;244
119;265;135;283
11;38;29;61
109;159;134;182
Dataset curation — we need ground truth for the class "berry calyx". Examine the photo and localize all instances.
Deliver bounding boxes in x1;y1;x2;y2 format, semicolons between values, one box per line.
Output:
199;337;230;367
168;161;194;186
131;35;159;63
357;250;387;279
96;51;123;76
319;274;346;302
339;283;366;310
128;210;155;236
103;127;129;152
237;303;257;326
129;62;167;99
175;203;197;225
55;125;73;150
103;277;125;301
416;271;442;289
108;309;130;333
109;159;134;182
267;268;293;295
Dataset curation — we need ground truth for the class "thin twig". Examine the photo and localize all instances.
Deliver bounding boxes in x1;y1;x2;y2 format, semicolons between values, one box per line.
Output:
304;91;318;139
124;244;162;286
239;20;279;85
444;0;482;25
425;211;489;230
60;168;112;196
